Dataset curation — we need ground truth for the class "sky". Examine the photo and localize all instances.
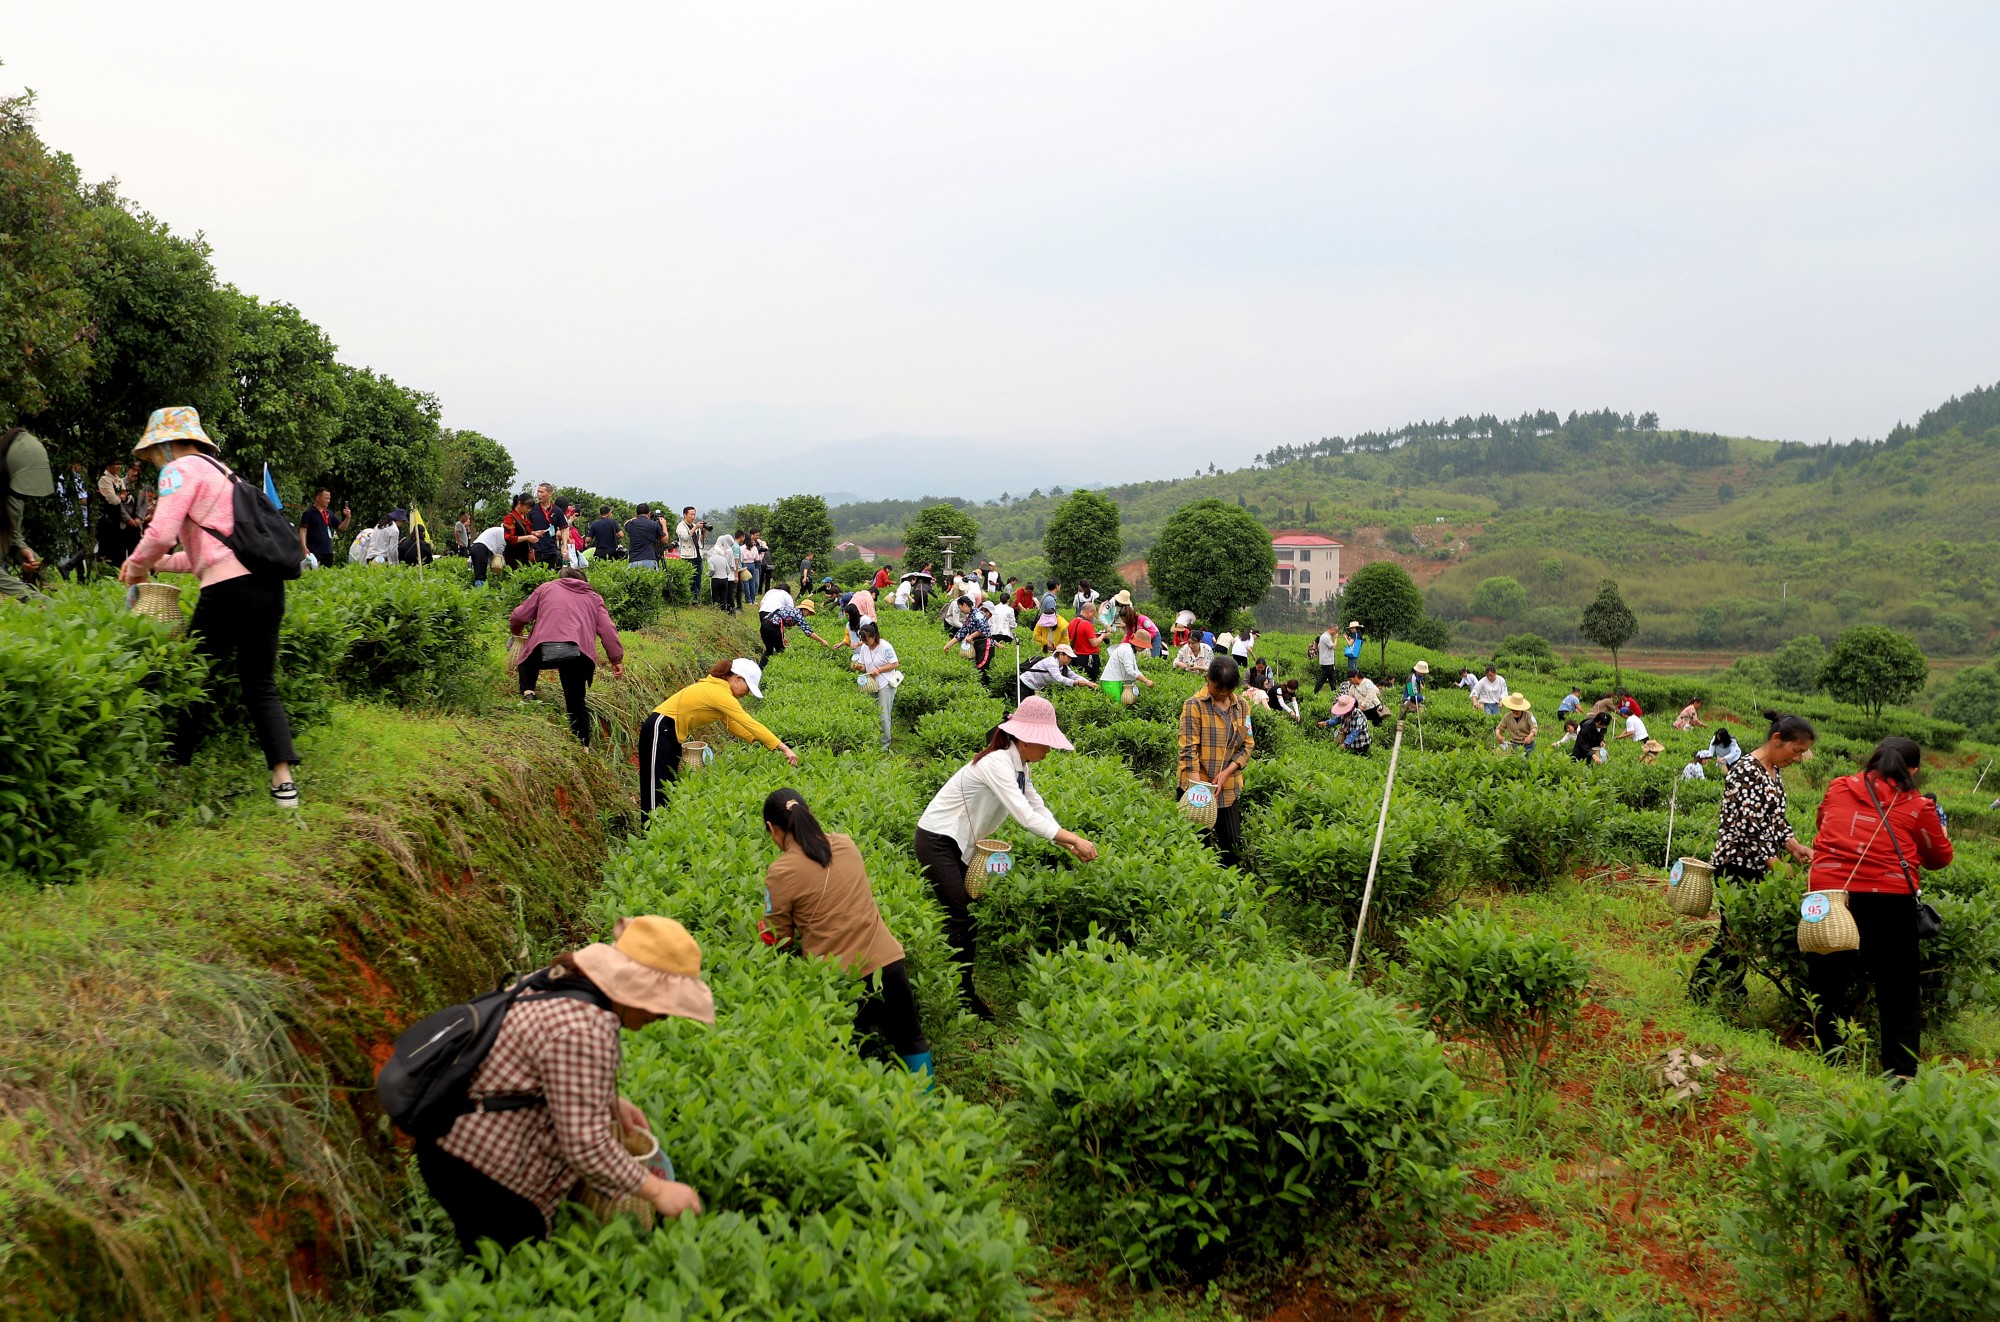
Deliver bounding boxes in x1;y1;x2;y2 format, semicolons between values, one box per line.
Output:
9;3;1998;504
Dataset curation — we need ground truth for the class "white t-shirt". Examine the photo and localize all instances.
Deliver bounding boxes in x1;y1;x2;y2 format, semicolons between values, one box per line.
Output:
1231;633;1255;661
1101;641;1142;683
852;639;902;689
986;602;1018;637
1470;675;1509;705
474;526;507;556
893;580;913;608
758;588;795;614
1624;714;1650;742
1316;630;1340;664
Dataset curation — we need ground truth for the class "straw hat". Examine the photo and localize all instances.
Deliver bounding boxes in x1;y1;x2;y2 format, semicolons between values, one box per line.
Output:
571;917;715;1023
998;695;1073;751
798;599;816;615
1348;620;1362;629
1112;589;1133;606
1501;693;1531;711
133;406;219;456
1413;661;1430;675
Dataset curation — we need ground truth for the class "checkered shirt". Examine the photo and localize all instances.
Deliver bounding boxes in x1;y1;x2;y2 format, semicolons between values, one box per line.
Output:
435;992;646;1226
1178;690;1253;807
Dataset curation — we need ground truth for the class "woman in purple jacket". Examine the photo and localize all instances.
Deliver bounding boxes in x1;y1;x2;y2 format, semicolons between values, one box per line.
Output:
509;567;625;744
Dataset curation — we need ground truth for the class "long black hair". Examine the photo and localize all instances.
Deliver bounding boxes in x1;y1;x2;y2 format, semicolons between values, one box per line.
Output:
1863;736;1922;792
762;788;832;866
972;727;1018;765
1761;708;1817;746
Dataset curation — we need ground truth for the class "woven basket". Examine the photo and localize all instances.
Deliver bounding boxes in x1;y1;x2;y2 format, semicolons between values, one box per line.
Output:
1798;889;1861;954
965;838;1011;900
577;1123;671;1231
1666;857;1715;917
130;581;185;636
1181;781;1220;829
679;740;711;772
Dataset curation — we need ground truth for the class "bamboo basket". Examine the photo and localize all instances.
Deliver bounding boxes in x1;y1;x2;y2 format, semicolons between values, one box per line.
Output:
965;838;1011;899
1181;781;1220;829
130;581;185;636
1798;889;1861;954
1666;857;1715;918
577;1125;667;1231
679;740;711;772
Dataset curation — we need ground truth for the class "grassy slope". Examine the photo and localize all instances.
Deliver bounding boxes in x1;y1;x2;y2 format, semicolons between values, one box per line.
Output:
0;609;755;1320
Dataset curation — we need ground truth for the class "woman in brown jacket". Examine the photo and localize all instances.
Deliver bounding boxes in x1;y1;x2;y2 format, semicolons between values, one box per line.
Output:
758;788;931;1079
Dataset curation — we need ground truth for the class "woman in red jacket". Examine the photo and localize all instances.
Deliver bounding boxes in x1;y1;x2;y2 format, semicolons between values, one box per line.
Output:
1805;736;1953;1078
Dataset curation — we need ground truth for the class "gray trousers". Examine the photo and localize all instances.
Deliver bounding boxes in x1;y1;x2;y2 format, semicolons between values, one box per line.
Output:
874;682;897;748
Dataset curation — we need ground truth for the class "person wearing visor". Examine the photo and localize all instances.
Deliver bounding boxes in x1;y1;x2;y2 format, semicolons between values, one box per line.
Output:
637;658;798;820
0;426;55;600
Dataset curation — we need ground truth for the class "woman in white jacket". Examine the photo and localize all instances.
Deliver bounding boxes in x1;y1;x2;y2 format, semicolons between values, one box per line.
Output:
705;533;740;613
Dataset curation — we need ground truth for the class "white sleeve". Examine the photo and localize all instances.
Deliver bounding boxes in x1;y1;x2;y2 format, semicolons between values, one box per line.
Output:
978;756;1060;841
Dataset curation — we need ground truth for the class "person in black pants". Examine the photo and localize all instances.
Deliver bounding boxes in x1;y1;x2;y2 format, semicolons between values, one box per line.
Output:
507;569;625;745
119;407;301;807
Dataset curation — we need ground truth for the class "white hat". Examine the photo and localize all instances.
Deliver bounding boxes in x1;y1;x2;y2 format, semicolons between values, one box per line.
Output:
1695;748;1714;759
1053;642;1077;657
729;657;764;698
1348;620;1362;630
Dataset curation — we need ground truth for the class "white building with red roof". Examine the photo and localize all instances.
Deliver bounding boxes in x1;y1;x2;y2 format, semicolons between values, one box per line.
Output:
1270;532;1341;604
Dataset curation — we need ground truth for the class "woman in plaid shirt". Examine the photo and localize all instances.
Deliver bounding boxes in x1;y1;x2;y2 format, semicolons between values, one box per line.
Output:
1178;655;1253;868
422;916;714;1251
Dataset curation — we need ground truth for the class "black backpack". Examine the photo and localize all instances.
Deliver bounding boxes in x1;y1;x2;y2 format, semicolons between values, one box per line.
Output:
376;968;614;1141
189;455;304;580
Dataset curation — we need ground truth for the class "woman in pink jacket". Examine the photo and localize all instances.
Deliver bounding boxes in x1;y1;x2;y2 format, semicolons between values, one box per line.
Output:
118;407;301;807
509;567;625;744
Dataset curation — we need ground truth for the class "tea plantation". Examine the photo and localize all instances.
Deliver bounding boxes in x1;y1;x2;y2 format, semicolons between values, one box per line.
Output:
6;574;2000;1319
388;605;2000;1320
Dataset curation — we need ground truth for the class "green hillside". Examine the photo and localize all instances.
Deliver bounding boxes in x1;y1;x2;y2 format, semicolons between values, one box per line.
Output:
826;387;2000;659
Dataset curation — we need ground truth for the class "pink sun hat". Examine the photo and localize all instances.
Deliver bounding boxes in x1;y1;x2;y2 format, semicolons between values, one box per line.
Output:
998;695;1073;751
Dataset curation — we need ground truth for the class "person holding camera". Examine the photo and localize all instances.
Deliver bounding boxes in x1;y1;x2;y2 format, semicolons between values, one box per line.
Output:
1804;736;1953;1078
675;506;706;569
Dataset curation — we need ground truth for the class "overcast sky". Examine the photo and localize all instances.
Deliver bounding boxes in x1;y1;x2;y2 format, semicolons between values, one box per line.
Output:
9;4;1998;497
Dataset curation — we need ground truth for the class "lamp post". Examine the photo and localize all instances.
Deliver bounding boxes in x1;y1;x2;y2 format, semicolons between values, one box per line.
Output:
937;534;962;580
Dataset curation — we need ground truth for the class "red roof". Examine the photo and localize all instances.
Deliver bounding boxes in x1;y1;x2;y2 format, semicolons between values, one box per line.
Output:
1271;531;1342;547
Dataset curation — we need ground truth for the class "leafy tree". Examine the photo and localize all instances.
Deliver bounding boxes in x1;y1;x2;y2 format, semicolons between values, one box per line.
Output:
208;292;345;505
0;89;94;424
1467;575;1529;620
766;494;836;583
1538;556;1566;585
1499;632;1554;662
1043;489;1122;590
1403;615;1453;651
326;366;442;521
1637;411;1659;431
1148;499;1275;633
1933;666;2000;737
1339;560;1425;670
1769;634;1825;694
730;502;772;537
435;429;516;519
1578;579;1638;684
901;503;981;577
1819;626;1928;721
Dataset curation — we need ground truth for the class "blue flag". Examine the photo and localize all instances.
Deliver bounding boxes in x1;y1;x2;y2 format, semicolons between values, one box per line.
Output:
262;463;283;510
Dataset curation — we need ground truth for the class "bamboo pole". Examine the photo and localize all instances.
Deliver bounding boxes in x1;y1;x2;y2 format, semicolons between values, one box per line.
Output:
1347;719;1408;976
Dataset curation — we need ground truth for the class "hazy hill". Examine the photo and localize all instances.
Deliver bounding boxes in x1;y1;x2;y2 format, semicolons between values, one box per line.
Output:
824;385;2000;657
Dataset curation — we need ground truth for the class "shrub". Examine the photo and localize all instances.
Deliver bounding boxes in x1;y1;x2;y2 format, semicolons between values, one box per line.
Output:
1070;719;1177;779
0;584;202;880
829;557;876;588
292;568;487;710
583;560;665;630
1722;1065;2000;1321
915;698;1006;761
1000;941;1475;1282
1476;779;1605;888
1403;909;1591;1104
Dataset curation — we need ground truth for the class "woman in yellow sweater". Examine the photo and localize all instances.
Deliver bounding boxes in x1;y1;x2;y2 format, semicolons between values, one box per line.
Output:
639;658;798;819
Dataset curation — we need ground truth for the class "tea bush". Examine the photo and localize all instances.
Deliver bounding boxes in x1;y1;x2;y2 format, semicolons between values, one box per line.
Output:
1722;1065;2000;1321
1402;909;1591;1097
1001;940;1475;1282
0;584;202;880
1071;718;1178;779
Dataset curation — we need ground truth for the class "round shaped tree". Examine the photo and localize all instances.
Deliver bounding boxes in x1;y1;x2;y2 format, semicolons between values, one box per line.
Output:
1339;561;1425;670
1467;576;1528;621
1578;578;1638;685
1043;489;1123;591
1149;499;1276;630
765;493;836;584
901;503;982;578
1818;626;1928;721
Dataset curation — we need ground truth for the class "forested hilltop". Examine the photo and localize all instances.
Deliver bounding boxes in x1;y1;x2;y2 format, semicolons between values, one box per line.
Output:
826;385;2000;657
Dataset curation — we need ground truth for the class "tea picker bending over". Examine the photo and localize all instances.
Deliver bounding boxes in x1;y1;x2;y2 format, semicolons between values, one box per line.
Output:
408;916;713;1252
638;658;798;820
913;697;1099;1019
758;789;932;1079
